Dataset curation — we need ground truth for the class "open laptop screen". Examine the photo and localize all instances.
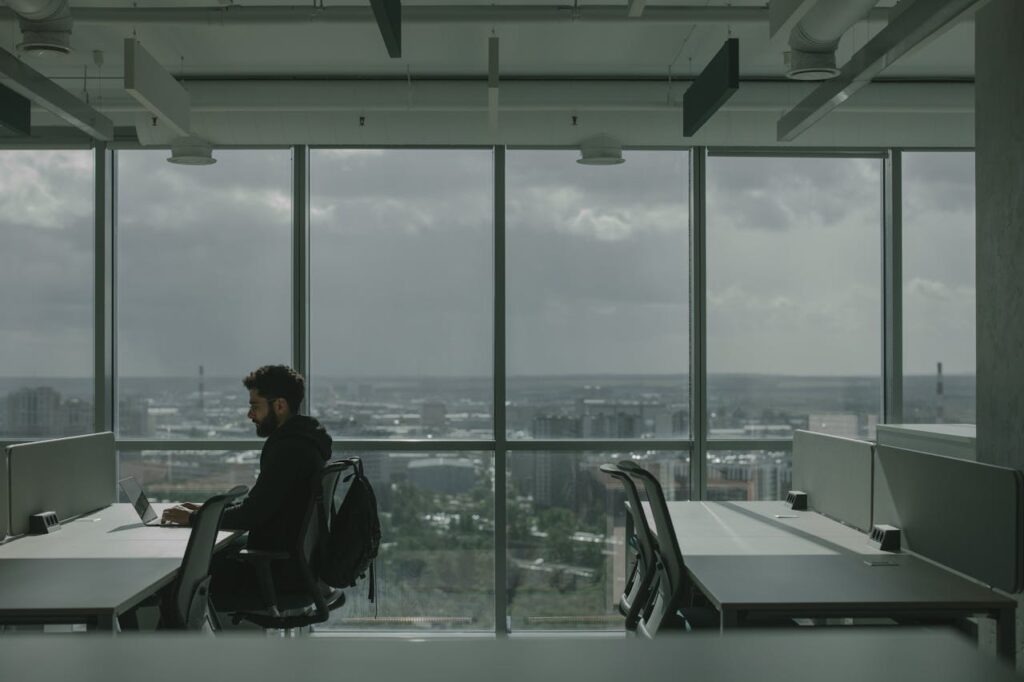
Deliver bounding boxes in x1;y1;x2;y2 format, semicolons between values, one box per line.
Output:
118;476;158;525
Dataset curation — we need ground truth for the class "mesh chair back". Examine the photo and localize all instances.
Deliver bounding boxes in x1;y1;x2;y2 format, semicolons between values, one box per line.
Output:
172;485;248;629
618;461;690;636
600;463;659;629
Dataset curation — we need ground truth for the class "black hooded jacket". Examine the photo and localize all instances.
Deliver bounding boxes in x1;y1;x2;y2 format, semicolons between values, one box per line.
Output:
220;415;332;559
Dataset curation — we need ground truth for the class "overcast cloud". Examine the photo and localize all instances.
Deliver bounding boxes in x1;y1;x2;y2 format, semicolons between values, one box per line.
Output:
0;148;975;382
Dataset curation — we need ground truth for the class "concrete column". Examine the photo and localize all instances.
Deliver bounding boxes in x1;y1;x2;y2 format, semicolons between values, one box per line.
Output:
976;0;1024;667
976;0;1024;470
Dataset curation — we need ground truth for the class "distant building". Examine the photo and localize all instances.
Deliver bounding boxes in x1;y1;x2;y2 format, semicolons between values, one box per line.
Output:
6;387;62;436
59;398;94;435
808;413;859;439
531;415;581;438
420;401;447;430
407;458;476;495
119;397;153;437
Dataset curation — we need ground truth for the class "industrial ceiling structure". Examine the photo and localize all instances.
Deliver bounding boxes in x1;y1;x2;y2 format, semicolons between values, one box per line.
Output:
0;0;981;147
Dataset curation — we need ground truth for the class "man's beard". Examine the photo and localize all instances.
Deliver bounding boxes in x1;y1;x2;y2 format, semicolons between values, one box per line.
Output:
255;410;279;437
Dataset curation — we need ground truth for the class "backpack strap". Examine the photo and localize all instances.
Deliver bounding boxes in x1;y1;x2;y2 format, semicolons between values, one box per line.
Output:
368;559;376;603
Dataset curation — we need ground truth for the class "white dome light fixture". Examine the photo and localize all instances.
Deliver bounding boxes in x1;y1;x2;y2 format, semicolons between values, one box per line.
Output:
577;135;625;166
167;136;217;165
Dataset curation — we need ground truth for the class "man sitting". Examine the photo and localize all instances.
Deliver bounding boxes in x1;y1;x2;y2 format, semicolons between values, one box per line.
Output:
162;364;332;613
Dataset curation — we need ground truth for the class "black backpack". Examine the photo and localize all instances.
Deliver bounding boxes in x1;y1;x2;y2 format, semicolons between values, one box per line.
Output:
318;457;381;602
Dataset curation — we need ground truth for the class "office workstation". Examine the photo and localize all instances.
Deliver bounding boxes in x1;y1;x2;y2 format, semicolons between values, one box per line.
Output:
622;431;1020;660
0;434;240;631
2;0;1024;679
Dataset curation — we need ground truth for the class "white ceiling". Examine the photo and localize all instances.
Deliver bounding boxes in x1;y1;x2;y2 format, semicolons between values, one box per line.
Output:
0;1;979;146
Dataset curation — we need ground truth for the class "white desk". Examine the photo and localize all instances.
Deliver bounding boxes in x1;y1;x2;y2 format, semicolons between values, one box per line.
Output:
650;501;1017;662
0;504;237;631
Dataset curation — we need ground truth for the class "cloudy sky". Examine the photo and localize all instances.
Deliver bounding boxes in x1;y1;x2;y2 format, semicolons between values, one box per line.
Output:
0;147;975;381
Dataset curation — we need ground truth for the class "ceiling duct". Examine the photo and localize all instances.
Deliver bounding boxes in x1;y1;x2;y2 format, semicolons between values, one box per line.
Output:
787;0;877;81
4;0;72;56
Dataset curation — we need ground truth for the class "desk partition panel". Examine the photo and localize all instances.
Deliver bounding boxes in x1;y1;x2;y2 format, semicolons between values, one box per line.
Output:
873;445;1024;593
8;432;116;536
0;446;8;540
792;430;874;532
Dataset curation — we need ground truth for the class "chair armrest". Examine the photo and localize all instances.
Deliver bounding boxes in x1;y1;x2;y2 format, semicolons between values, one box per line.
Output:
237;549;291;563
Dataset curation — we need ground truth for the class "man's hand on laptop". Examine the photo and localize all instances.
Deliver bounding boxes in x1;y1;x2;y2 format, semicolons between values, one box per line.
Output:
161;505;195;526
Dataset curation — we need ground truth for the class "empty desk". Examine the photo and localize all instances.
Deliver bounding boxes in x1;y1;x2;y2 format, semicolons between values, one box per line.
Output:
0;503;237;631
655;501;1016;662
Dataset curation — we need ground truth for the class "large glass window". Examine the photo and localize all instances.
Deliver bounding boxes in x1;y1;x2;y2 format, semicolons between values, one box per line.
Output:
506;151;690;440
116;150;292;440
0;150;94;438
322;451;495;631
309;149;493;439
902;152;975;424
507;449;688;630
118;448;261;502
706;156;882;489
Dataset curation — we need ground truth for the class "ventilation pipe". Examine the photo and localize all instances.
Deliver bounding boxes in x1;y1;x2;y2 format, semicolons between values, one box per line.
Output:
4;0;73;56
787;0;877;81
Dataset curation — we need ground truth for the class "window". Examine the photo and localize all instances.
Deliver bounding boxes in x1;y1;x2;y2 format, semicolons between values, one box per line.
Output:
116;150;292;439
309;150;493;439
707;449;791;502
507;450;688;630
322;451;495;631
901;152;975;424
506;151;690;440
706;156;882;493
0;150;94;438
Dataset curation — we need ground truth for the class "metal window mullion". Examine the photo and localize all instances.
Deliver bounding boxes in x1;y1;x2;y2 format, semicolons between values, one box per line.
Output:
882;150;903;424
94;144;115;435
690;147;708;501
293;146;311;413
493;145;508;637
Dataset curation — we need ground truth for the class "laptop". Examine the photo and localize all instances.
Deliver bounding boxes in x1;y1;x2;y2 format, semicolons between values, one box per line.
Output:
118;476;166;526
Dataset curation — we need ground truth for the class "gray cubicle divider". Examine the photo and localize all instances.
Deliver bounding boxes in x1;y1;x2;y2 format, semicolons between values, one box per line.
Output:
873;445;1024;593
792;430;874;532
0;445;8;541
7;432;116;536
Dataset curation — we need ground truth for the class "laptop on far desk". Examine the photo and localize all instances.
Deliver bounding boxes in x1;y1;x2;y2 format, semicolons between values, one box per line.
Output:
118;476;173;527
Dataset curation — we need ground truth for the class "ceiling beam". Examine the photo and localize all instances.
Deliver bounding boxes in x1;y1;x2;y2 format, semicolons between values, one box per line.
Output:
777;0;988;141
123;38;191;137
0;5;789;25
767;0;817;49
0;84;31;137
683;38;739;137
0;46;113;140
488;36;499;130
369;0;401;58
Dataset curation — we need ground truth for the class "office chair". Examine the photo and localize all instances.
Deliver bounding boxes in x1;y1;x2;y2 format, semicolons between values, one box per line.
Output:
229;459;350;632
161;485;249;630
599;463;659;631
616;462;720;637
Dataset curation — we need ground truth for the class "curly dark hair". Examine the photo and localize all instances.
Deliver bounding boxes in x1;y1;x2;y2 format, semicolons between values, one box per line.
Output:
243;365;305;414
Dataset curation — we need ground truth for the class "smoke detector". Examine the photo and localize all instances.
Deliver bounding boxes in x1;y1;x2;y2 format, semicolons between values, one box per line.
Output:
577;135;625;166
167;136;217;165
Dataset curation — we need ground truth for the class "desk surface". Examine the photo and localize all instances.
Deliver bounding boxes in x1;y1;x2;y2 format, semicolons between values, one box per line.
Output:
0;631;1019;682
662;501;1013;613
0;504;232;559
0;504;236;625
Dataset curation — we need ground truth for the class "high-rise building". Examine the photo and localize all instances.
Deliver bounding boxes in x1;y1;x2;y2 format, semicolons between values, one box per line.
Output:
6;387;62;437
